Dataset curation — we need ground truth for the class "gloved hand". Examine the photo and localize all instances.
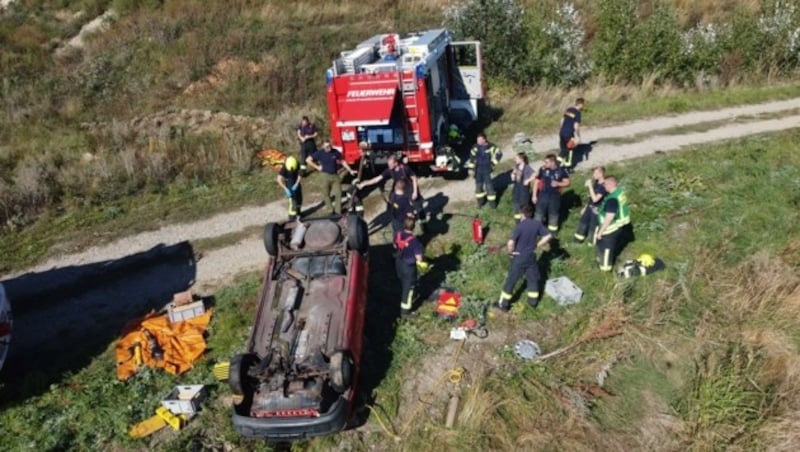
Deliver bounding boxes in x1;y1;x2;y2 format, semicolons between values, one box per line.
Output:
416;261;430;272
284;188;292;198
291;183;299;192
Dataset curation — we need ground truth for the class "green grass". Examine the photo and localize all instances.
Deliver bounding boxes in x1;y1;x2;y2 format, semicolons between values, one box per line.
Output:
4;130;800;450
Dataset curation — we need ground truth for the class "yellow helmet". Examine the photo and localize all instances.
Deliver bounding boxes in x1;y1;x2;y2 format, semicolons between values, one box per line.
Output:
638;254;656;268
285;156;298;171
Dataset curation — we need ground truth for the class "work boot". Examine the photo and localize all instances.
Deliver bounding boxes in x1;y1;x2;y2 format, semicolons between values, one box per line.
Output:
496;298;510;312
400;309;414;318
527;298;540;309
489;201;497;210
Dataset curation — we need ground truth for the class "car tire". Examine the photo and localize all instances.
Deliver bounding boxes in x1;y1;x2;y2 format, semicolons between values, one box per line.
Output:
346;215;368;254
228;353;259;397
263;222;281;257
329;350;353;393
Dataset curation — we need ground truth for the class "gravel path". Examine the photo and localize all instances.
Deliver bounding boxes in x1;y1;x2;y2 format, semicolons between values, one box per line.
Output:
7;98;800;288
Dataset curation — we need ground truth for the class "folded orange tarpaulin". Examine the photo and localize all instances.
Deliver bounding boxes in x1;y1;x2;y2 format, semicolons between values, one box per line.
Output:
115;310;212;381
256;148;287;172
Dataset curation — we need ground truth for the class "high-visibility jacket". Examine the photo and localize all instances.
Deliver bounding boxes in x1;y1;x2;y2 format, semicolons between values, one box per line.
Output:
597;187;630;235
467;143;502;172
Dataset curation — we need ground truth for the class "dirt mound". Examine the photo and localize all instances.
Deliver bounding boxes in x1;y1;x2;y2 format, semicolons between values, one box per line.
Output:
183;57;271;96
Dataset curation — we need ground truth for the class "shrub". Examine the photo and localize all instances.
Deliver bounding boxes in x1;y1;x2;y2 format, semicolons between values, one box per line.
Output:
444;0;535;85
591;0;638;80
527;2;592;86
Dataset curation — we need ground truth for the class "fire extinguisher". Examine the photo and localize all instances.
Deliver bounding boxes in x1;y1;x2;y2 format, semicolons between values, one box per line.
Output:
472;216;484;244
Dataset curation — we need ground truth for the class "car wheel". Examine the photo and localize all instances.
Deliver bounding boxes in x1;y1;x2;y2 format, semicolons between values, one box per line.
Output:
263;222;281;257
329;351;353;393
228;353;259;397
346;215;368;254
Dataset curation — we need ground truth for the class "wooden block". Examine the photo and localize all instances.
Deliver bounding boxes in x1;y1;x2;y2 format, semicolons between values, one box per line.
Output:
172;291;193;306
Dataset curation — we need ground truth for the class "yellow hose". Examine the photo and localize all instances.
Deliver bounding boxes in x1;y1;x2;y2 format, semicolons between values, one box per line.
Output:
371;338;468;439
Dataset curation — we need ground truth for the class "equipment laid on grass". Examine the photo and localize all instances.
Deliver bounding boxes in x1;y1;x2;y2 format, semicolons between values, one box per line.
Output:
115;309;213;381
545;276;583;306
325;29;483;172
514;339;542;360
435;289;462;320
472;216;484;244
617;254;665;278
256;149;287;171
129;385;206;439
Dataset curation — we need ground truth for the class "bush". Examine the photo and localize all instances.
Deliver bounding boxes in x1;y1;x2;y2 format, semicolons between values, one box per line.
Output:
444;0;535;85
591;0;638;81
527;2;592;86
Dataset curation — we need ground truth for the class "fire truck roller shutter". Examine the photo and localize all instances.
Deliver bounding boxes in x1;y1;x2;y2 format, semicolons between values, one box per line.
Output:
336;87;398;128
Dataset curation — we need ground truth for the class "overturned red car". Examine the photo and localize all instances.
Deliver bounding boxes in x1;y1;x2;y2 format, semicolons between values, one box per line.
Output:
228;215;369;440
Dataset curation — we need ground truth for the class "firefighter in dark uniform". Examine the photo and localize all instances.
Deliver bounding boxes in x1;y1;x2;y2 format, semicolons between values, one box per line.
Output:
497;205;552;311
558;97;584;171
389;179;416;236
395;216;429;317
533;154;570;233
358;154;427;229
573;166;607;244
296;116;318;173
277;156;302;221
466;132;502;208
595;176;631;272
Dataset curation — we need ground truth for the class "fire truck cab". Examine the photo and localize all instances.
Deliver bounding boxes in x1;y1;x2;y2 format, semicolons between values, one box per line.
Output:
325;29;482;172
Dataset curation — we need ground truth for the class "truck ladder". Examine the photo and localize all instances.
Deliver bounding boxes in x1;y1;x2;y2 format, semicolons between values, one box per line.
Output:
399;69;420;146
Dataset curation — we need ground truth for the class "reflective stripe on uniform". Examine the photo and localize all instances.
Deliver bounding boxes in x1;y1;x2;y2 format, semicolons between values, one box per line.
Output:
600;248;613;271
574;233;585;240
500;291;512;300
476;192;486;198
487;194;497;201
548;224;558;232
401;288;414;310
527;291;539;299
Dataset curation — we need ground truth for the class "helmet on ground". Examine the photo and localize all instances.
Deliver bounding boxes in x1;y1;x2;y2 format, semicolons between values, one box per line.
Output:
284;156;298;171
638;253;656;268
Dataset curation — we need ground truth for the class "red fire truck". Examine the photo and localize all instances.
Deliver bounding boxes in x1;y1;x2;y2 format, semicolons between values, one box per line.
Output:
325;29;483;172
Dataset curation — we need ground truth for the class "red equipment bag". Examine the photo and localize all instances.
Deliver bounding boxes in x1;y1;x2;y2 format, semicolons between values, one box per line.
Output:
435;291;461;319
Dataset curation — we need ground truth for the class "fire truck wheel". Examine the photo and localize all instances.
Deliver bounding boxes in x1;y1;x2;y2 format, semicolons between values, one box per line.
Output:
263;222;281;256
347;215;368;254
329;350;353;393
228;353;259;397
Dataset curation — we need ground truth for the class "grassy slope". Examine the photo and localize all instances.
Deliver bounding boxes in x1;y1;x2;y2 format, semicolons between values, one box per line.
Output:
2;130;799;450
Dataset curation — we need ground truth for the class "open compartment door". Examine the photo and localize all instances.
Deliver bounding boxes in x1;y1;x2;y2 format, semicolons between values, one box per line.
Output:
449;40;483;122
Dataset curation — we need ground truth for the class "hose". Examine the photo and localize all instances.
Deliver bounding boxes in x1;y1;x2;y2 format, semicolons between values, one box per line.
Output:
368;338;468;439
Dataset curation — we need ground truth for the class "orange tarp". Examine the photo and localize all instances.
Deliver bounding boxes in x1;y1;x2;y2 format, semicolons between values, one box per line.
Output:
256;148;287;172
115;310;212;381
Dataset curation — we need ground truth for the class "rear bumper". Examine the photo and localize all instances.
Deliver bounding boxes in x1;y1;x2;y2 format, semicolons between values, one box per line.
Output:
232;397;349;440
